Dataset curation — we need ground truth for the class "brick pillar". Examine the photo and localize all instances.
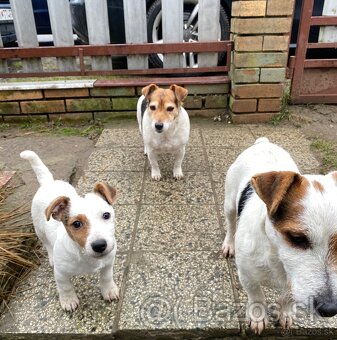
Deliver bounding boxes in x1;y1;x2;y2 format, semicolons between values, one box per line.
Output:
229;0;294;123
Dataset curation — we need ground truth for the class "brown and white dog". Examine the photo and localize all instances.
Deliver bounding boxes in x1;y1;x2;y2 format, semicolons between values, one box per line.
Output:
21;150;119;312
222;137;337;334
137;84;189;180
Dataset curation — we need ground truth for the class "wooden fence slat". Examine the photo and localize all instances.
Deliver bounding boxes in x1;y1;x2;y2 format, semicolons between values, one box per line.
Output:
0;33;8;73
9;0;42;72
198;0;220;67
162;0;184;68
123;0;148;70
318;0;337;43
85;0;112;71
47;0;76;72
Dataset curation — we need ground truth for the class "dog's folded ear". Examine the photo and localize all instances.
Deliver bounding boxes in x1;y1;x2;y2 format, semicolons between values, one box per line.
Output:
94;182;117;205
251;171;303;217
170;84;188;102
142;84;159;99
45;196;70;222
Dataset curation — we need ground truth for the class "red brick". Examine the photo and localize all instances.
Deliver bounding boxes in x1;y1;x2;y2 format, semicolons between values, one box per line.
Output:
232;17;292;34
258;98;282;112
231;112;277;124
0;90;43;101
230;97;257;113
263;36;289;51
21;100;65;114
44;88;89;98
232;1;266;17
235;36;263;52
0;102;20;114
267;0;295;16
232;84;283;98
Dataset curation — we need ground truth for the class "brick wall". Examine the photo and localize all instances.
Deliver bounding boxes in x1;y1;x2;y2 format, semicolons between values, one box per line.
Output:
230;0;294;123
0;82;229;122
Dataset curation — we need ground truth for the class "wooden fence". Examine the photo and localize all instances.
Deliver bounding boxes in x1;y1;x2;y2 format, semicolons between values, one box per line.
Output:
0;0;232;78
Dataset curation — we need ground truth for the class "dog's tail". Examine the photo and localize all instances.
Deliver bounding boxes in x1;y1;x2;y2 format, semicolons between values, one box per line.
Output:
254;137;269;144
20;150;54;186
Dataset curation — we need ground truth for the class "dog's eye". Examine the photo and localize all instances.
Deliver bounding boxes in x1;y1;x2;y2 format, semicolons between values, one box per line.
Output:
149;105;156;111
285;232;310;249
103;212;111;220
166;106;174;112
72;220;82;229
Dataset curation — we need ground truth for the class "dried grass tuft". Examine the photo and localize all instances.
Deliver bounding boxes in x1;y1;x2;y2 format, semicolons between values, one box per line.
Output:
0;185;39;307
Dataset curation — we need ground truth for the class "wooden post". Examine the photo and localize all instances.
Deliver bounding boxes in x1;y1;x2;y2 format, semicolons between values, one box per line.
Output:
162;0;184;68
47;0;76;72
85;0;112;70
123;0;148;70
9;0;42;72
198;0;220;67
0;33;8;73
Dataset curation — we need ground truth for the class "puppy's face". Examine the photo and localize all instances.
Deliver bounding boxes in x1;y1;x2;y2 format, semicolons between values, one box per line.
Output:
46;183;117;258
252;171;337;317
142;84;188;133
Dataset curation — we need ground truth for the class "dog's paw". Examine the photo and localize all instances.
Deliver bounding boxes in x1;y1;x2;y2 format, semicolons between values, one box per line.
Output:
222;239;234;257
248;316;268;335
279;311;293;329
59;294;79;312
173;170;184;180
151;173;162;181
101;282;119;302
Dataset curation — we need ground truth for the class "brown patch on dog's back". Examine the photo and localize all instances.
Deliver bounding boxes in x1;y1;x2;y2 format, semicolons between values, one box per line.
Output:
328;234;337;267
312;180;325;193
65;214;90;248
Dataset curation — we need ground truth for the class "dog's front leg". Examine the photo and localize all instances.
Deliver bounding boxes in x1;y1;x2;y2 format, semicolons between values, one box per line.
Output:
240;275;268;335
173;147;185;180
54;269;79;312
277;288;295;329
100;265;119;302
147;149;161;180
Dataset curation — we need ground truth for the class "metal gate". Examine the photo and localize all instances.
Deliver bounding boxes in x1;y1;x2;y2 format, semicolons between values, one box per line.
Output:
289;0;337;104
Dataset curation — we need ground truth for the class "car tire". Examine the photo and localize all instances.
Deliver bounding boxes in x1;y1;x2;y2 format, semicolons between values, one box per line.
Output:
147;0;230;68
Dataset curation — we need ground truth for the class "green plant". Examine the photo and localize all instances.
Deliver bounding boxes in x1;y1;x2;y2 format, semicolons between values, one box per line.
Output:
311;138;337;174
271;85;291;125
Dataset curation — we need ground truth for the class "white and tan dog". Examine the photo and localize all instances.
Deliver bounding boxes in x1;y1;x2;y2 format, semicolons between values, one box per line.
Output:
21;150;119;312
137;84;189;180
222;138;337;334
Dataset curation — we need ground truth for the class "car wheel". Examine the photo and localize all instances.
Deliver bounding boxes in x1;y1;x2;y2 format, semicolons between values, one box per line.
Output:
147;0;230;68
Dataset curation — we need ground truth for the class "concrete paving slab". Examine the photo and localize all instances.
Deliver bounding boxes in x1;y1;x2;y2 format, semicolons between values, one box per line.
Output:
0;254;126;334
202;126;255;149
142;172;214;205
88;148;145;172
134;205;222;251
145;147;207;174
77;171;143;205
96;128;143;148
119;251;239;335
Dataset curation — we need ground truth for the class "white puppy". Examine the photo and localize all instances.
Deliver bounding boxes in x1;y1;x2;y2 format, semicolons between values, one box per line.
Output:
21;150;119;312
137;83;190;180
222;138;337;334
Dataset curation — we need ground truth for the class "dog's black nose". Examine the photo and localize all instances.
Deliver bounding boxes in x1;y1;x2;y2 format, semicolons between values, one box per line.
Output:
91;239;107;253
314;297;337;317
155;122;164;132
